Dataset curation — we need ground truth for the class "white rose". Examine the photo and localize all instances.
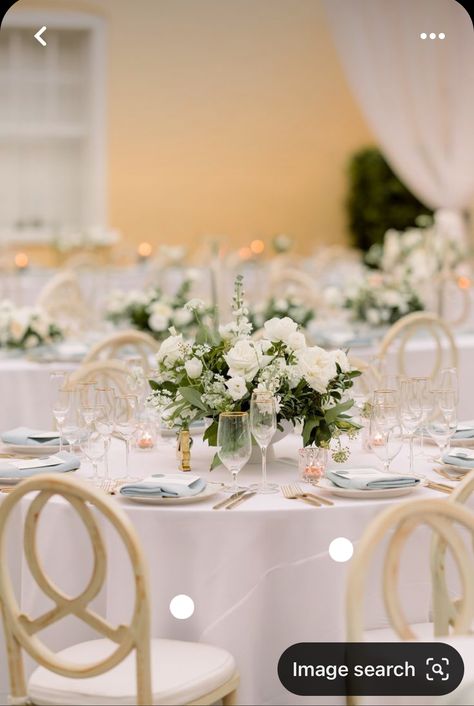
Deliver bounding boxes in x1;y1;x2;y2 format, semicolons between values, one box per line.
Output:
219;322;237;341
263;316;298;344
287;331;306;350
329;349;350;372
297;346;337;394
185;357;203;379
149;314;169;332
224;340;268;382
225;376;248;401
173;308;193;327
157;334;184;366
286;364;303;389
366;308;380;326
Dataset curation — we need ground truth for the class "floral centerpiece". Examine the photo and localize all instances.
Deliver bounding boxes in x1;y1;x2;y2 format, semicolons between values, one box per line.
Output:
0;300;63;350
53;226;120;253
249;295;315;332
344;273;423;327
149;277;360;466
105;279;212;340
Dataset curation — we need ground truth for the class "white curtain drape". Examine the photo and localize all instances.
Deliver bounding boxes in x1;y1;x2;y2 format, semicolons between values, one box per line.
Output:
322;0;474;214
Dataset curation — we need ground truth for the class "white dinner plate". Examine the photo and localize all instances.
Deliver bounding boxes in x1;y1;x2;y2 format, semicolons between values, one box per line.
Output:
1;443;66;456
435;460;473;474
0;469;76;486
318;478;419;499
120;485;218;505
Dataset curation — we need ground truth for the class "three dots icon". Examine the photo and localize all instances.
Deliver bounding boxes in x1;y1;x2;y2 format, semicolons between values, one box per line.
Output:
420;32;445;39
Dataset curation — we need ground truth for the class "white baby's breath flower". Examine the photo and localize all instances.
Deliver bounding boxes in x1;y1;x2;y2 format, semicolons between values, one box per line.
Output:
184;298;205;313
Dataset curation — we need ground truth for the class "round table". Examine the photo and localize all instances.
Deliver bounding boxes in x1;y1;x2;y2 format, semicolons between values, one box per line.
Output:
0;433;464;705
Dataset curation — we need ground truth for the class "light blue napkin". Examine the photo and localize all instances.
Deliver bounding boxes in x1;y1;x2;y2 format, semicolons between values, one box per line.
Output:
0;452;80;479
325;468;420;490
442;448;474;468
120;473;206;498
454;424;474;440
1;427;66;447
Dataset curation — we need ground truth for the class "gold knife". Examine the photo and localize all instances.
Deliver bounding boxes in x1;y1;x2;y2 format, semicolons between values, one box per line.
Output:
225;491;256;509
306;492;334;506
212;490;245;510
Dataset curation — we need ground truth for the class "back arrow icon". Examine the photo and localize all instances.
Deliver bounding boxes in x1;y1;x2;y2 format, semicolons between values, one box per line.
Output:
34;26;47;46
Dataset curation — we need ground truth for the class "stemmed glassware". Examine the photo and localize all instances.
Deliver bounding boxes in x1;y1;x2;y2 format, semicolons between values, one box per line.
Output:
399;378;423;474
50;373;70;454
115;395;139;481
62;390;81;454
217;412;252;493
249;391;278;494
426;391;457;460
368;402;403;474
80;428;106;485
95;387;115;480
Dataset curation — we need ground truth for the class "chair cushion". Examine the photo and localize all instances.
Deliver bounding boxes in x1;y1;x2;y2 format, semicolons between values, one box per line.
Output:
362;628;474;705
28;638;237;705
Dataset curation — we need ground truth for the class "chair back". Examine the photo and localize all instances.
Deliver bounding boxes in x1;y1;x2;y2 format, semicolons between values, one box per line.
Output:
0;474;152;705
66;359;131;397
83;330;159;372
347;355;381;397
346;498;474;643
376;312;458;380
36;270;89;333
268;267;319;308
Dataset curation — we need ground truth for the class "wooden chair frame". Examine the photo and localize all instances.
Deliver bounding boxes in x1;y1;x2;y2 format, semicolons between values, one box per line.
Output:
347;355;381;397
346;498;474;705
377;312;458;380
65;359;131;397
36;270;89;328
83;330;159;372
267;267;319;307
0;474;152;705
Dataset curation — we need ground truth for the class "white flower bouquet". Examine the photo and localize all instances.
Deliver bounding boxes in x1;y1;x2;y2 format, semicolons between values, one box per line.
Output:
106;280;212;340
53;226;120;253
344;273;423;327
0;300;63;350
149;277;360;466
249;295;315;331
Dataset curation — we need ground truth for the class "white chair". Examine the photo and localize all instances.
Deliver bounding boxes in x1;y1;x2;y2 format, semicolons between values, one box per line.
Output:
0;474;239;705
83;331;160;372
346;498;474;706
36;270;89;333
347;355;381;398
267;267;319;308
66;360;132;397
376;312;458;381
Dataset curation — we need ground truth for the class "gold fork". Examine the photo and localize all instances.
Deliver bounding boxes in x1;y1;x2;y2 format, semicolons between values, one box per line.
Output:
293;483;334;506
281;485;320;507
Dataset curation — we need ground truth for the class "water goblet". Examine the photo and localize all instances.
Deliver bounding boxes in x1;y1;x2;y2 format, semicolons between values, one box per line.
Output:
368;403;403;474
80;429;106;485
249;391;278;494
52;387;70;453
115;395;139;480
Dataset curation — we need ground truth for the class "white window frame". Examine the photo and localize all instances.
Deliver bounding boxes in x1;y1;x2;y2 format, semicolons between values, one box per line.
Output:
1;9;107;244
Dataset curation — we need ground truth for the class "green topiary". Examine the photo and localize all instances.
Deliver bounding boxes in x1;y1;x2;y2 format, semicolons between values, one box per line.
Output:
347;147;433;251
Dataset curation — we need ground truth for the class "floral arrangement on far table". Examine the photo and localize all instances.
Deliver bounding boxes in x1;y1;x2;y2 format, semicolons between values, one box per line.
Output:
106;279;212;340
0;300;64;350
249;295;315;332
344;273;423;327
149;277;360;466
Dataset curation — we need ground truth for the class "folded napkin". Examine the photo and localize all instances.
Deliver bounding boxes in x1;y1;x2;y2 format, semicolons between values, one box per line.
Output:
454;422;474;440
325;467;420;490
1;427;66;447
120;473;206;498
0;452;80;479
442;448;474;468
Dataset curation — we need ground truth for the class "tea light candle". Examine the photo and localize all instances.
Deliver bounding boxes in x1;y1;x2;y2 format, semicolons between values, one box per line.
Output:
137;242;152;263
138;432;154;449
14;252;29;271
304;464;323;478
371;432;385;446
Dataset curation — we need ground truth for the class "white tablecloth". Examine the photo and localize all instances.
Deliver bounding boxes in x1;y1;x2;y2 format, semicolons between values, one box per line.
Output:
0;433;468;705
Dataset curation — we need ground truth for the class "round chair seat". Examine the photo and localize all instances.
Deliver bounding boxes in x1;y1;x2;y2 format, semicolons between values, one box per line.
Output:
28;637;237;705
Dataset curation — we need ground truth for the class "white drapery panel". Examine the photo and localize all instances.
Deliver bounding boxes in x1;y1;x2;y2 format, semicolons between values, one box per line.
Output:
322;0;474;212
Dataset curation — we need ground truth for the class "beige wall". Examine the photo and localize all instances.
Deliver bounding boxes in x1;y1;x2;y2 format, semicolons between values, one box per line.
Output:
10;0;375;255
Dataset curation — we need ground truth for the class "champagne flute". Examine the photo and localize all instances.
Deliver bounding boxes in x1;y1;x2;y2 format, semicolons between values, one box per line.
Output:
52;387;70;454
115;395;138;480
399;378;423;475
217;412;252;493
249;391;278;494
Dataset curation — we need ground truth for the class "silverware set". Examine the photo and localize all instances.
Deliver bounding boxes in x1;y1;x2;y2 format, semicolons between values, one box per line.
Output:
281;484;333;507
212;490;256;510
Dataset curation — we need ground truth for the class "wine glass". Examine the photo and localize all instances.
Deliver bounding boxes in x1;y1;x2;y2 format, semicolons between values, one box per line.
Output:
426;392;457;461
373;389;399;407
399;378;423;474
115;395;138;480
77;381;97;408
52;386;70;454
94;404;113;480
410;377;431;456
368;403;403;474
249;391;278;494
436;367;459;406
62;393;81;454
217;412;252;493
80;428;106;485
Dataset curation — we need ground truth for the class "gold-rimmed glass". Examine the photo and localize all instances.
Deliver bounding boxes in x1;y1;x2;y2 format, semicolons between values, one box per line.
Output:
217;412;252;493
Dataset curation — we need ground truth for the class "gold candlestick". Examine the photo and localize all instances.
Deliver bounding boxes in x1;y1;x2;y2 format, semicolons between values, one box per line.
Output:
178;429;191;471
